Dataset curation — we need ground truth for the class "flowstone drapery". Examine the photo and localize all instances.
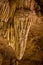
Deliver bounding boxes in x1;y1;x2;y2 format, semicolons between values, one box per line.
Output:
0;0;43;65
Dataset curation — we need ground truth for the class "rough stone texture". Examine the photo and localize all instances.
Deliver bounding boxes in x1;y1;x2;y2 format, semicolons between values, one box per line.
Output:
16;0;35;10
14;8;43;61
0;0;10;22
0;0;43;65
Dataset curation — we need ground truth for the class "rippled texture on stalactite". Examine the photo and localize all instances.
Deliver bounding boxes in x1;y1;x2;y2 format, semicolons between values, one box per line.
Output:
0;0;10;41
14;9;32;60
17;0;36;10
16;0;31;9
0;0;10;22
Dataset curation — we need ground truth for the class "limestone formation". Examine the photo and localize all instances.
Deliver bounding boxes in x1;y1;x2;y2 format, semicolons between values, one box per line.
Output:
0;0;43;65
